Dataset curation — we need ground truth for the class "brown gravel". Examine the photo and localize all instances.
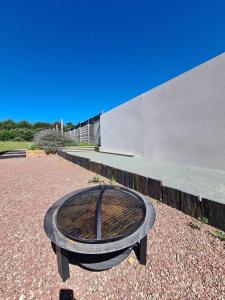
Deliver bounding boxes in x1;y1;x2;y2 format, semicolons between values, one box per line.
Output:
0;155;225;300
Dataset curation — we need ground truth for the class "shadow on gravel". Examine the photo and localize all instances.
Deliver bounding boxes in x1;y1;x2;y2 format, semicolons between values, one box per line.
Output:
59;289;76;300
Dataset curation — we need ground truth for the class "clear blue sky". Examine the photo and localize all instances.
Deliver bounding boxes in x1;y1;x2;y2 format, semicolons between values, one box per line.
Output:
0;0;224;124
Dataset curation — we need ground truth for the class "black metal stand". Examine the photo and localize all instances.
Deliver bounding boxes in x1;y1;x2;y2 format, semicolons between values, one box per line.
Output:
135;235;147;265
56;246;70;282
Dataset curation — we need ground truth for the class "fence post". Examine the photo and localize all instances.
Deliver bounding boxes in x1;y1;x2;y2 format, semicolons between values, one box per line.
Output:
79;124;81;143
87;120;90;144
61;119;63;133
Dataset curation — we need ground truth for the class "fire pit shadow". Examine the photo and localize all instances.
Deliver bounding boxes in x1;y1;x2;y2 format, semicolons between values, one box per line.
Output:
59;289;75;300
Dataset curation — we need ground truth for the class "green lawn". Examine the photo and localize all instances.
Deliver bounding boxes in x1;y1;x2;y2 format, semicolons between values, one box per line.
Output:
0;141;31;152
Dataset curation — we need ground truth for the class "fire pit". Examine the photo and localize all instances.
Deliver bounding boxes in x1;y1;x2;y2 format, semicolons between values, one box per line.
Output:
44;185;156;281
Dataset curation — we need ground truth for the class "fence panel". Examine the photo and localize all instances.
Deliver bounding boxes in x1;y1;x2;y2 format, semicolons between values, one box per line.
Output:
67;114;101;145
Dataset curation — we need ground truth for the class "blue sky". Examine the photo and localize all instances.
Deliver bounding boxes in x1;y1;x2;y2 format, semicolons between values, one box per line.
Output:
0;0;224;124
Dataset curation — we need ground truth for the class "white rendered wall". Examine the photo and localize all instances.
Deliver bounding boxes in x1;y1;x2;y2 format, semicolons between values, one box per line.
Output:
101;53;225;170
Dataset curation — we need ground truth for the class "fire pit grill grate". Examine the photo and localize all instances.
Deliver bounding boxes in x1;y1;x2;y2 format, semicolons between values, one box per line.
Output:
56;185;146;243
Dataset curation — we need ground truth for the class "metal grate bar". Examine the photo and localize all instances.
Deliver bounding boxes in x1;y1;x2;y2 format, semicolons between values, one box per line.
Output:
95;185;106;240
56;185;146;243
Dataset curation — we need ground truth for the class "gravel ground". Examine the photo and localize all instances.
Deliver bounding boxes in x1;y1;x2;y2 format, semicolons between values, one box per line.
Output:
0;155;224;300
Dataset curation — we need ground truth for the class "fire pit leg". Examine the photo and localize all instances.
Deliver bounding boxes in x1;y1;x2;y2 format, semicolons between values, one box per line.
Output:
136;235;147;265
140;235;147;265
56;246;70;282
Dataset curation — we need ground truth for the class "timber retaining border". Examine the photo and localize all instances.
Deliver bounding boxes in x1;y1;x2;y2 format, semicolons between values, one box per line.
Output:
58;150;225;231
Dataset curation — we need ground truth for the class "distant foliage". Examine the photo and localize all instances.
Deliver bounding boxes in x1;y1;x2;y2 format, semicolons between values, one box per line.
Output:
0;119;17;130
0;130;16;141
17;120;32;129
33;129;73;154
0;128;33;141
65;122;74;131
32;122;52;130
0;119;74;141
13;128;34;141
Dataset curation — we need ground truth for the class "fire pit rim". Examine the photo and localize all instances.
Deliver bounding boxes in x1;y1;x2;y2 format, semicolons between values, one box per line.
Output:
44;185;156;254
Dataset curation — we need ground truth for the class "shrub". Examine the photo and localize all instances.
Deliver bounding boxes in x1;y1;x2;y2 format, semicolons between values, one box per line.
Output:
0;128;33;141
88;175;101;183
211;230;225;241
0;130;16;140
33;129;73;154
12;128;33;141
197;216;208;224
188;221;201;230
13;136;25;141
28;143;40;150
108;176;116;185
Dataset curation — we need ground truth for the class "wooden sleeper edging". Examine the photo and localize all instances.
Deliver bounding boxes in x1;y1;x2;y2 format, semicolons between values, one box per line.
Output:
57;150;225;231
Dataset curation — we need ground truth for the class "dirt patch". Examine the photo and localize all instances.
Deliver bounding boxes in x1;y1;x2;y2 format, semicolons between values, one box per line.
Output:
26;150;46;157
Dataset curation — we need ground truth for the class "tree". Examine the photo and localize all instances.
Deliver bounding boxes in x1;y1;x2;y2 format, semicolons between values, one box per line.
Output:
1;119;16;129
65;122;74;131
32;122;52;129
17;120;32;128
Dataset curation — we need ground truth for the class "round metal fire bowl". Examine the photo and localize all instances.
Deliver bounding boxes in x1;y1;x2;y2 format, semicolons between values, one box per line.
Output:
78;246;132;271
44;185;156;255
51;242;133;271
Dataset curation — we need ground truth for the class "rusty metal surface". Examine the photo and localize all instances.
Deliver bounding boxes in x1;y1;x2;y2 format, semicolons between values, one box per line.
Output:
56;186;146;243
44;185;156;254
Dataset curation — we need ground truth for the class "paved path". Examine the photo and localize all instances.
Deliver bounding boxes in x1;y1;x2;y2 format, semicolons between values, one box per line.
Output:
66;150;225;205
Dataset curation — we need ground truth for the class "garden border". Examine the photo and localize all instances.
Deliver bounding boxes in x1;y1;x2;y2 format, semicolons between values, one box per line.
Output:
58;150;225;231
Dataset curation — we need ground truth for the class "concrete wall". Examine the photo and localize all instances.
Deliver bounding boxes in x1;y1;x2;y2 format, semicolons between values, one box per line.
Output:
101;53;225;170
